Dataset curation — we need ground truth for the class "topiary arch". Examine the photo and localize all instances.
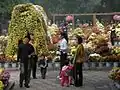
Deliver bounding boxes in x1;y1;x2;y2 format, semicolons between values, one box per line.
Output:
6;3;48;56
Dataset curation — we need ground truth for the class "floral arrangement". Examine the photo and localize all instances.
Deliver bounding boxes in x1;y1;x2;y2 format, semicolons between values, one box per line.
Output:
0;36;8;55
89;54;120;62
71;28;84;36
0;68;10;88
47;24;60;44
96;19;104;32
0;54;16;63
109;67;120;81
1;71;10;87
112;47;120;55
89;53;103;62
0;81;4;90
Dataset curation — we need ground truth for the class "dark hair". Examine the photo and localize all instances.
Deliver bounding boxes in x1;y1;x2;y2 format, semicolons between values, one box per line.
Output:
112;25;116;29
26;32;31;40
77;36;83;44
65;61;69;65
18;39;23;45
24;36;30;40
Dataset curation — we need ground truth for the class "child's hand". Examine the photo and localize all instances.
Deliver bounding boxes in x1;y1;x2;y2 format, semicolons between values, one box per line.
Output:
45;57;48;60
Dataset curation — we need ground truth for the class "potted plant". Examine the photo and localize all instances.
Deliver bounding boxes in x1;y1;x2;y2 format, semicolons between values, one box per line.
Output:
105;55;117;68
113;55;120;67
109;67;120;89
89;53;101;68
98;56;106;68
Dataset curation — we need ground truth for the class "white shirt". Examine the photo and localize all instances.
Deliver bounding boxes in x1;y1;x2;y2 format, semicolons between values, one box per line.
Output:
59;38;68;53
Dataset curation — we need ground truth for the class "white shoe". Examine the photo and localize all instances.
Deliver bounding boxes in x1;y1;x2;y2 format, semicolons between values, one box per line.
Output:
57;76;60;78
59;78;62;80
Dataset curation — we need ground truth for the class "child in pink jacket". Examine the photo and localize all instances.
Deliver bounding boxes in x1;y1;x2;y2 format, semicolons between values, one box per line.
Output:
60;61;73;87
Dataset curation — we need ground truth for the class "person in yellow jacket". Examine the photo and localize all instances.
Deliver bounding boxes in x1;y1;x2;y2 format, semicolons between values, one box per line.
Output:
73;36;85;87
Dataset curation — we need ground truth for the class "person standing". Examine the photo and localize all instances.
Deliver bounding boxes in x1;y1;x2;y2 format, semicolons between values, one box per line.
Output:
29;39;38;79
38;54;48;79
60;23;68;42
110;25;116;46
17;36;35;88
59;33;68;70
73;36;85;87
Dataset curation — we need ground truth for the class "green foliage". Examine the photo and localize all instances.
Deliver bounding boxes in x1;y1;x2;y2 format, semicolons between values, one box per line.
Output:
0;0;30;20
0;0;120;22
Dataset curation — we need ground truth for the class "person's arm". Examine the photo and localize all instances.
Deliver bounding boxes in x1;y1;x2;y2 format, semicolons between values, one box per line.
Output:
17;45;21;62
31;45;35;55
28;45;35;58
43;59;48;68
79;44;85;62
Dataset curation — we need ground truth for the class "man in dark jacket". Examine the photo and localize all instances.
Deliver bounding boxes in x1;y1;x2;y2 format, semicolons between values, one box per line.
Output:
17;36;35;88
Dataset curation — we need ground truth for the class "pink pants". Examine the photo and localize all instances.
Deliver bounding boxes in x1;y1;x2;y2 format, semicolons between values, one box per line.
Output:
60;76;72;86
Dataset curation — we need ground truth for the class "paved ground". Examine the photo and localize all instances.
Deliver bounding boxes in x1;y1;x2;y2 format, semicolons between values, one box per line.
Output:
8;69;118;90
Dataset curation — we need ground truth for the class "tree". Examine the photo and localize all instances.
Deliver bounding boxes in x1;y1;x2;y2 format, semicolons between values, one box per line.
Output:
0;0;30;20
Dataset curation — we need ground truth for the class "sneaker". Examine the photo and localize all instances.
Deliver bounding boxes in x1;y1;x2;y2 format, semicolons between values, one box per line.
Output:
19;84;23;88
24;84;30;88
59;77;62;80
57;76;60;78
33;77;37;79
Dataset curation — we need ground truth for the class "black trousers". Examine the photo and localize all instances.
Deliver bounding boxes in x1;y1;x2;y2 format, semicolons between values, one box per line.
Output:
60;52;67;70
40;68;47;79
19;63;31;86
31;55;38;78
74;63;83;87
111;39;114;45
32;61;37;78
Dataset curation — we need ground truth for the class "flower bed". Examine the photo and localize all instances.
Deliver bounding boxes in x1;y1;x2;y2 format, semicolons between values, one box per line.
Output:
0;68;10;90
109;67;120;89
109;67;120;81
89;53;120;62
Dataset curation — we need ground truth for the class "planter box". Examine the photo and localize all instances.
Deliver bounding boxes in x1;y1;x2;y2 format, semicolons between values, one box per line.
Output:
12;63;16;68
106;62;112;68
91;62;97;68
83;62;89;69
113;62;119;67
0;63;2;68
9;63;12;68
55;63;60;69
1;63;5;68
4;63;9;68
98;62;105;68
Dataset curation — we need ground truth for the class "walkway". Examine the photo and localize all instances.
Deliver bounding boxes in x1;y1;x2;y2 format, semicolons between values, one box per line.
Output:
9;70;117;90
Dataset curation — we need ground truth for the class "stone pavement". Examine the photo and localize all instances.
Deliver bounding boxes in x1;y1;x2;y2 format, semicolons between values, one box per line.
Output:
9;70;117;90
